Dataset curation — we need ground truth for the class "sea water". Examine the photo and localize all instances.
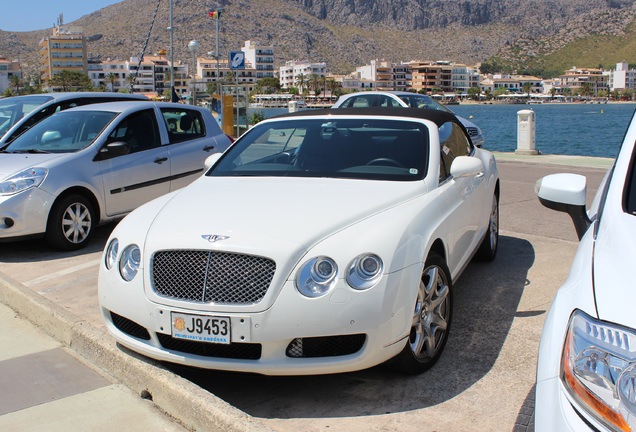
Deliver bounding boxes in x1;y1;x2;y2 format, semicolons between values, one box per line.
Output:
453;103;636;158
247;103;636;158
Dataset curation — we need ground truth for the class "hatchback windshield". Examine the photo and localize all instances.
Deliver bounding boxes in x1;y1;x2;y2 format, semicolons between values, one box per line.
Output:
209;118;429;181
4;110;117;154
0;95;55;139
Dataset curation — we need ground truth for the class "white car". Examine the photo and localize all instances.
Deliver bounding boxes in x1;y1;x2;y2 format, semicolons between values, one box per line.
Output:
535;110;636;429
332;91;485;148
98;107;499;376
0;101;232;250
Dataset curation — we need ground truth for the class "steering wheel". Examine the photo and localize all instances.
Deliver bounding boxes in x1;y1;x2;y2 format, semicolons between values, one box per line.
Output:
366;158;404;167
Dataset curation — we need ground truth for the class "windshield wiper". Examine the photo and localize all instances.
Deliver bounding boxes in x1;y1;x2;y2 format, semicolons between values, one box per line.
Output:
12;149;51;154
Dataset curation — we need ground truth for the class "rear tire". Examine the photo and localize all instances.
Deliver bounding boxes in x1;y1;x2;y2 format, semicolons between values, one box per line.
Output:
45;194;95;251
474;192;499;262
390;253;452;374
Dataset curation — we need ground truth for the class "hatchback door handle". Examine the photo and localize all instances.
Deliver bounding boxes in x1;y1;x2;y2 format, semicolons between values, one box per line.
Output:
154;157;168;164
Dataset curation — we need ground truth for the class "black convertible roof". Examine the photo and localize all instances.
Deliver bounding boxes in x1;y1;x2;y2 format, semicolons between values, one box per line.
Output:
275;107;462;128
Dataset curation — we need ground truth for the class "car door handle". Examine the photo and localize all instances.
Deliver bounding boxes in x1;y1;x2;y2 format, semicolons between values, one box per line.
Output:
154;157;168;164
203;145;215;152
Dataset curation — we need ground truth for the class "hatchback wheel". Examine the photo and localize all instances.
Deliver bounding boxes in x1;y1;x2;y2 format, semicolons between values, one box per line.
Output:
391;253;452;374
46;194;94;250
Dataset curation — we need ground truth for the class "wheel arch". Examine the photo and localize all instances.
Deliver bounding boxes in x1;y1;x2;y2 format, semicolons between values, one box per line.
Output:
47;186;101;228
427;238;447;263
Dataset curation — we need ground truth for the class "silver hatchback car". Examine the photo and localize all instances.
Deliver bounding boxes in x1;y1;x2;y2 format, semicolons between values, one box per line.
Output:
0;101;232;250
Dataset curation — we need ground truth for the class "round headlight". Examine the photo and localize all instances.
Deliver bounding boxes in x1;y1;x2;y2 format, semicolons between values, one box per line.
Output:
346;254;383;290
104;238;119;270
119;244;141;281
297;256;338;298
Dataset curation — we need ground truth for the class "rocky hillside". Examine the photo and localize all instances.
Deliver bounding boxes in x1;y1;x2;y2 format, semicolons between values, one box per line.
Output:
2;0;636;78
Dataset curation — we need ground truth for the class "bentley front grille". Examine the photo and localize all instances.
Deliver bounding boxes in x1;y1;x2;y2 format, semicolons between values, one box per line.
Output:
152;250;276;304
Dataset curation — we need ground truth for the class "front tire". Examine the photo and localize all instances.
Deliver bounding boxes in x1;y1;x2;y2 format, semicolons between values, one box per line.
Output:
390;253;452;374
45;194;95;251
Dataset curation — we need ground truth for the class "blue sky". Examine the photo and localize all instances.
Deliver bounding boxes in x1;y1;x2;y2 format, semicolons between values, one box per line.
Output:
0;1;123;32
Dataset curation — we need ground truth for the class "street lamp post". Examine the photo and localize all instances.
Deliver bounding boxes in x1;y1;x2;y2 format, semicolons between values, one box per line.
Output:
188;40;200;106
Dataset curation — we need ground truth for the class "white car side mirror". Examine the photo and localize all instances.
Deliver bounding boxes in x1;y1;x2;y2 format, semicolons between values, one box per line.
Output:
204;152;223;169
536;173;590;239
450;156;484;178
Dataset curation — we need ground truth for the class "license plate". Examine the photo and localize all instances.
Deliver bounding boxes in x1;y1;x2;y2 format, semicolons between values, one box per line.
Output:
171;312;231;344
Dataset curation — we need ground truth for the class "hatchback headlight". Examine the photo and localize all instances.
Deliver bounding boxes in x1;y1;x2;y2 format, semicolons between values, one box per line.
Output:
346;253;383;290
296;256;338;298
562;310;636;431
0;167;47;195
119;244;141;281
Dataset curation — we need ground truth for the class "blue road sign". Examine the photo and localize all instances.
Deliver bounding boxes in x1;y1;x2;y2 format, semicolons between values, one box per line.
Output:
229;51;245;70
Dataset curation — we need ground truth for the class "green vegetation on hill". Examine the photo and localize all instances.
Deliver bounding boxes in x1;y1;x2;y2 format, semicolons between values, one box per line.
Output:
484;21;636;77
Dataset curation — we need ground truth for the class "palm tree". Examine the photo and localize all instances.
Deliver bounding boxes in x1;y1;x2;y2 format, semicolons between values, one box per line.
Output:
125;73;136;93
522;82;532;103
326;78;341;99
295;73;306;95
104;73;118;92
309;74;321;96
9;75;21;95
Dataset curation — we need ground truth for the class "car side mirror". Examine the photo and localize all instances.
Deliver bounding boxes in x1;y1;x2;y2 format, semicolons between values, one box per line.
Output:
536;173;591;240
97;141;131;160
41;130;62;144
450;156;483;178
204;152;223;169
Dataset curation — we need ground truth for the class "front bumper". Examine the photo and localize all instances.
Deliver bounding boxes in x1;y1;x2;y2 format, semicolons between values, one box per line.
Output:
0;187;52;239
536;377;609;431
99;264;419;375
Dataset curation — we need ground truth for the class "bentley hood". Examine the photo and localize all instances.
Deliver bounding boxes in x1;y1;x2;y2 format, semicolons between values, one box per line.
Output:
142;175;423;260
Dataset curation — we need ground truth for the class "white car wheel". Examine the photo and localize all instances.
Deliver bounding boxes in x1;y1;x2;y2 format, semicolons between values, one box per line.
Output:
391;253;452;374
475;192;499;262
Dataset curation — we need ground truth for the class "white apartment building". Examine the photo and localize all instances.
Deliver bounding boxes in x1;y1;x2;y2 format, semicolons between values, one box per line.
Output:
87;55;190;97
196;57;258;94
279;60;327;90
241;40;275;79
451;64;481;93
357;60;411;91
610;61;636;91
0;57;22;94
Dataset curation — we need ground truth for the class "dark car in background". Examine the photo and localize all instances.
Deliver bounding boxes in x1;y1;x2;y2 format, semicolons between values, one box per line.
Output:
0;92;148;145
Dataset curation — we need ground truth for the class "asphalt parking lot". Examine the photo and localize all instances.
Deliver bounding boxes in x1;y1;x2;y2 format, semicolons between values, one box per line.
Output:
0;154;612;432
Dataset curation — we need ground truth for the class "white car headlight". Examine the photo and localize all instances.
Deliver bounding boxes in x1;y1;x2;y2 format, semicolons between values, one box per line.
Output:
562;310;636;431
104;238;119;270
119;244;141;281
0;167;47;195
296;256;338;298
346;253;383;290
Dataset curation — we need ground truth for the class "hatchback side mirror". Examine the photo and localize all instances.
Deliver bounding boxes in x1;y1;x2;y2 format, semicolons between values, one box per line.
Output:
96;141;131;161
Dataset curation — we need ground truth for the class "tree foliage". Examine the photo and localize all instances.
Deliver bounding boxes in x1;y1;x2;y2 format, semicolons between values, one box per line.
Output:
49;70;93;91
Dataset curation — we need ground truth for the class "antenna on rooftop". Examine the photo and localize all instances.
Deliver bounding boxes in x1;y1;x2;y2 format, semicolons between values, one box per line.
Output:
57;14;64;27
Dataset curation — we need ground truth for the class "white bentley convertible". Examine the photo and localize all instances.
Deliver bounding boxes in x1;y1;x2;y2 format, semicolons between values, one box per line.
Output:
98;107;499;375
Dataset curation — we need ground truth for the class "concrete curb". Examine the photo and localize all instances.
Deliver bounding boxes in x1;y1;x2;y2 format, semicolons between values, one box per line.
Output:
0;273;276;432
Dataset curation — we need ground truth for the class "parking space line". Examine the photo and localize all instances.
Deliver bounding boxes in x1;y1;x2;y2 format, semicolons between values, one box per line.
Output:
24;259;101;287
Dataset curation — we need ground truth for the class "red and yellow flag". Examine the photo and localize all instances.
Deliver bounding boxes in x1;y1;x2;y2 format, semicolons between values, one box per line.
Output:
208;10;219;19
